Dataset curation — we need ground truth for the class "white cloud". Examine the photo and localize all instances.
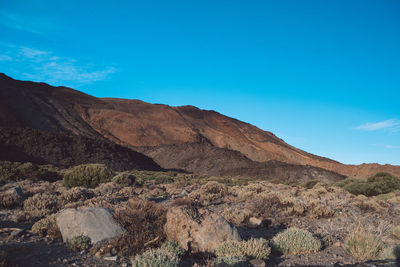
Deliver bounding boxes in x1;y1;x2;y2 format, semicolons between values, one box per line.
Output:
0;55;12;61
0;45;117;86
355;119;400;131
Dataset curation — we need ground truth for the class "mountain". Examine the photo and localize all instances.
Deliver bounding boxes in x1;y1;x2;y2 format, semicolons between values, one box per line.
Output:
0;73;399;179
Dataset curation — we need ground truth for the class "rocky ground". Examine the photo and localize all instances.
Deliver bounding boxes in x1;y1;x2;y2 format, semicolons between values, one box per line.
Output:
1;164;400;266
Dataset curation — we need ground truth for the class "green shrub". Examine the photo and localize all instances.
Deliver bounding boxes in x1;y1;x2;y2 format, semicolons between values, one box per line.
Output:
214;256;249;266
300;180;319;189
161;241;185;258
215;238;271;260
131;248;179;267
112;172;136;186
346;226;385;260
272;228;321;255
66;236;91;252
63;164;115;188
0;161;60;184
335;173;400;197
31;214;57;234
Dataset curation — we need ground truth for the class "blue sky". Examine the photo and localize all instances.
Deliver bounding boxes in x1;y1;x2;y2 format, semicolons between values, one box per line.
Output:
1;0;399;165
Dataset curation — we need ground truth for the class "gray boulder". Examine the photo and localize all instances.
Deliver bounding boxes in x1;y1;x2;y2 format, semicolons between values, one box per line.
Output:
164;205;241;252
56;207;124;244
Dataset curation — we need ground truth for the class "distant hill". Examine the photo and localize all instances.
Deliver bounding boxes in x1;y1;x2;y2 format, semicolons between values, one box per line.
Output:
1;73;398;178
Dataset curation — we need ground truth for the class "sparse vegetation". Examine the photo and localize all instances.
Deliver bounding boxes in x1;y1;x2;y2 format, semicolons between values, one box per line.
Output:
215;238;271;260
23;192;58;219
160;241;186;258
66;236;91;252
190;181;227;205
346;226;385;260
63;164;115;188
131;248;180;267
221;206;251;226
335;172;400;197
31;213;57;234
111;172;136;186
0;161;60;184
272;228;322;255
110;199;166;256
392;225;400;239
214;256;248;266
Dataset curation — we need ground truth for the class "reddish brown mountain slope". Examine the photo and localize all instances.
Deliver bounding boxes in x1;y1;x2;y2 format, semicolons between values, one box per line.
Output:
1;73;399;178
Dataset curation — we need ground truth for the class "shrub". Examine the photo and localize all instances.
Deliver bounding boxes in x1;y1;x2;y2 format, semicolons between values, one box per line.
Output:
0;161;60;184
31;214;57;234
335;173;400;197
215;238;271;260
110;199;166;256
131;248;179;267
300;180;319;189
380;246;400;260
392;225;400;239
112;172;136;186
63;164;115;188
190;181;228;205
59;187;94;204
0;187;24;209
346;226;385;260
321;234;338;248
214;256;248;266
222;207;251;226
272;228;321;255
23;193;58;218
161;241;186;258
248;194;292;219
66;236;91;252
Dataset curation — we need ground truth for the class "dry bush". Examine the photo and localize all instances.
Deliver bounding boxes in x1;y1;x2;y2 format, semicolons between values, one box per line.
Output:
0;188;23;209
189;181;227;205
392;225;400;240
272;228;321;255
346;225;385;260
59;187;94;205
221;206;251;226
31;213;57;235
23;192;59;219
248;193;293;219
109;199;167;256
94;182;122;195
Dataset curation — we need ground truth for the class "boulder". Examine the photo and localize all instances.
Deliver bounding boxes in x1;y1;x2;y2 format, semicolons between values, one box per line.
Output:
56;207;124;244
164;205;241;252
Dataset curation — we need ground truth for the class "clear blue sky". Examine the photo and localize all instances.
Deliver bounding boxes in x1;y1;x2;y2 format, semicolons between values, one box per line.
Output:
1;0;399;165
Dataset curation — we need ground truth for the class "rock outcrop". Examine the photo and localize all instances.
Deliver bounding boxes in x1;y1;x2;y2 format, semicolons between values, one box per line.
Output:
164;205;241;252
56;207;125;244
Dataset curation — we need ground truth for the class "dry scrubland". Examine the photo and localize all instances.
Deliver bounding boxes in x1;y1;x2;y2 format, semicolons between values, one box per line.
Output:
1;161;400;266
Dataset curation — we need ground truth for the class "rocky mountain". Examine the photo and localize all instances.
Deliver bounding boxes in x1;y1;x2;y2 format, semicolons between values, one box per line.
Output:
0;73;398;178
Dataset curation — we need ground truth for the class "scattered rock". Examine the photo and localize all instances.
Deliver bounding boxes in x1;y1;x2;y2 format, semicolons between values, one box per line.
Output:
56;207;125;244
103;256;117;261
248;217;263;228
164;205;241;252
10;229;25;238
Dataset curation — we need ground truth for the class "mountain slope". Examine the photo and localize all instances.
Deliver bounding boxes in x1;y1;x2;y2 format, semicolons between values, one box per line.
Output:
1;73;399;178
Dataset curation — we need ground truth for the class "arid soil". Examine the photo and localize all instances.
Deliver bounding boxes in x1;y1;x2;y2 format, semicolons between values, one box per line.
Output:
1;172;399;266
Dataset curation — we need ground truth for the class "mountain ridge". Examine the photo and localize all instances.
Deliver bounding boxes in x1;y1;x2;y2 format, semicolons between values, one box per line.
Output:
0;73;399;178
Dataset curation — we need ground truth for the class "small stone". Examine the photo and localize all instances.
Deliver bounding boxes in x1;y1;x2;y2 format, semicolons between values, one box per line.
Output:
249;259;266;267
248;217;263;228
104;256;118;261
180;189;190;196
95;251;102;258
111;248;117;255
104;253;111;257
121;263;128;267
63;259;68;263
10;229;24;238
333;241;341;247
